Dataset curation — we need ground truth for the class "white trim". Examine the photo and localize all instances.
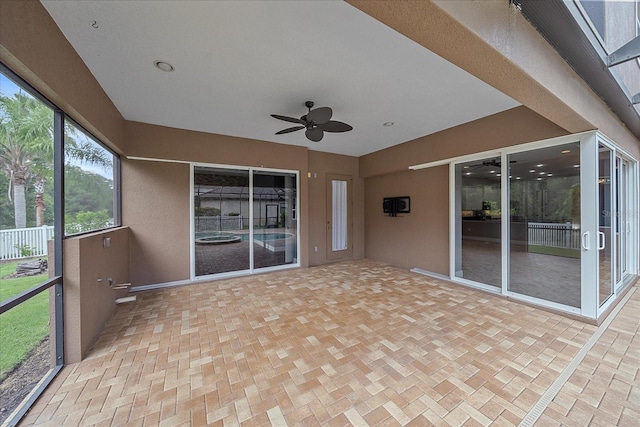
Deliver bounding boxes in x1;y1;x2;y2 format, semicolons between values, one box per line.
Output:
190;162;300;281
449;162;457;280
506;291;582;315
452;277;502;294
581;132;599;318
131;263;301;292
126;155;191;164
410;268;450;281
501;151;509;294
249;169;254;270
131;278;195;292
189;163;195;280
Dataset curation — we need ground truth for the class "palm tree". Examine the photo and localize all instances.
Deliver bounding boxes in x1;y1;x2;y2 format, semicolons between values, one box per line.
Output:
0;128;31;228
0;90;111;228
0;92;49;229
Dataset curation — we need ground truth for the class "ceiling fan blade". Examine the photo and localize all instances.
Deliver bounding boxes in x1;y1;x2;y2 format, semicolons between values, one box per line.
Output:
306;107;332;124
305;127;324;142
321;121;353;133
275;126;305;135
271;114;304;124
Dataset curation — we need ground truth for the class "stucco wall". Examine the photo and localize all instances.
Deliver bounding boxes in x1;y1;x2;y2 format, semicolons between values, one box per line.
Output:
0;0;125;153
62;227;130;363
122;158;190;286
124;121;320;286
365;167;449;273
307;151;364;266
360;106;567;178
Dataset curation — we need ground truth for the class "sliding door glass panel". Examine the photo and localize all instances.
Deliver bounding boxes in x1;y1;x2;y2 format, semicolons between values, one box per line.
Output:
194;167;249;276
454;157;501;287
615;156;632;290
598;144;613;306
508;143;581;308
252;171;297;269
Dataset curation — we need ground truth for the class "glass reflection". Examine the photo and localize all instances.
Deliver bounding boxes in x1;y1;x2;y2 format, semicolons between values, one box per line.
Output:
508;143;581;308
455;157;502;287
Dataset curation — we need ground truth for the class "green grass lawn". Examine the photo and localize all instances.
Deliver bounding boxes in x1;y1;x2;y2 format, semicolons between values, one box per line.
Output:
0;259;50;380
528;245;581;259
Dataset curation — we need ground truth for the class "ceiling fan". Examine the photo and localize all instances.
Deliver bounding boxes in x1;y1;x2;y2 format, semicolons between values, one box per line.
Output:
467;159;516;169
271;101;353;142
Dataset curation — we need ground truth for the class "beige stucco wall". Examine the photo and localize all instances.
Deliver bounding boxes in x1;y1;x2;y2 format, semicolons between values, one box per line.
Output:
307;151;364;266
62;227;130;363
0;0;126;153
122;158;191;286
124;121;319;286
360;106;567;178
365;166;449;273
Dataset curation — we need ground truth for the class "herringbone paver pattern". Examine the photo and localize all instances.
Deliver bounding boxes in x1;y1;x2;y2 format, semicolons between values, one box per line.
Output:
18;261;636;426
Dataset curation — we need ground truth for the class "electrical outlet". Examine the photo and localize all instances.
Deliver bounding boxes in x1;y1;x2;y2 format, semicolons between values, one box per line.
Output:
314;246;318;252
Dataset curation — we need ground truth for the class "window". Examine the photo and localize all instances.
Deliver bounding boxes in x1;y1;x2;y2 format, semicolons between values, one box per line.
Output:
0;62;121;426
64;122;119;236
575;0;640;113
0;65;62;427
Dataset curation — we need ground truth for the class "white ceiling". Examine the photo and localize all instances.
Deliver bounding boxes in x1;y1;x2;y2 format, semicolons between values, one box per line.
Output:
41;0;520;157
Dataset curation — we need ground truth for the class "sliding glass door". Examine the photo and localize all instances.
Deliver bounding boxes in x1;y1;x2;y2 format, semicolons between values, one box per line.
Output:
194;167;250;276
450;132;637;319
193;165;298;278
615;156;634;292
508;143;581;309
598;143;614;306
252;171;297;269
454;157;502;288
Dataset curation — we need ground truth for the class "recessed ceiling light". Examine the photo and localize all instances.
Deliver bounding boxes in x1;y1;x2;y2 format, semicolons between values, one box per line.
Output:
529;169;536;173
489;170;496;174
547;173;553;177
539;172;546;175
516;177;521;180
154;60;174;72
383;122;394;127
465;172;472;176
497;173;501;177
537;177;543;180
573;164;580;168
537;164;544;167
561;150;571;154
463;165;470;169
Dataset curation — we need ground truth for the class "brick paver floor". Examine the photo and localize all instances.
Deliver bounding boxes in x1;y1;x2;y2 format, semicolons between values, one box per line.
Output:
18;260;638;426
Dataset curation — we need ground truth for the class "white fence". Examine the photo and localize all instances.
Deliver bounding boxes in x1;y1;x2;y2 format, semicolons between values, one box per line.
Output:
0;226;54;260
528;222;580;250
194;216;244;232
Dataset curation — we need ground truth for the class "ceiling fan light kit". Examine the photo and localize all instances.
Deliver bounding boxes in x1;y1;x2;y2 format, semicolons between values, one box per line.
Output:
271;101;353;142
